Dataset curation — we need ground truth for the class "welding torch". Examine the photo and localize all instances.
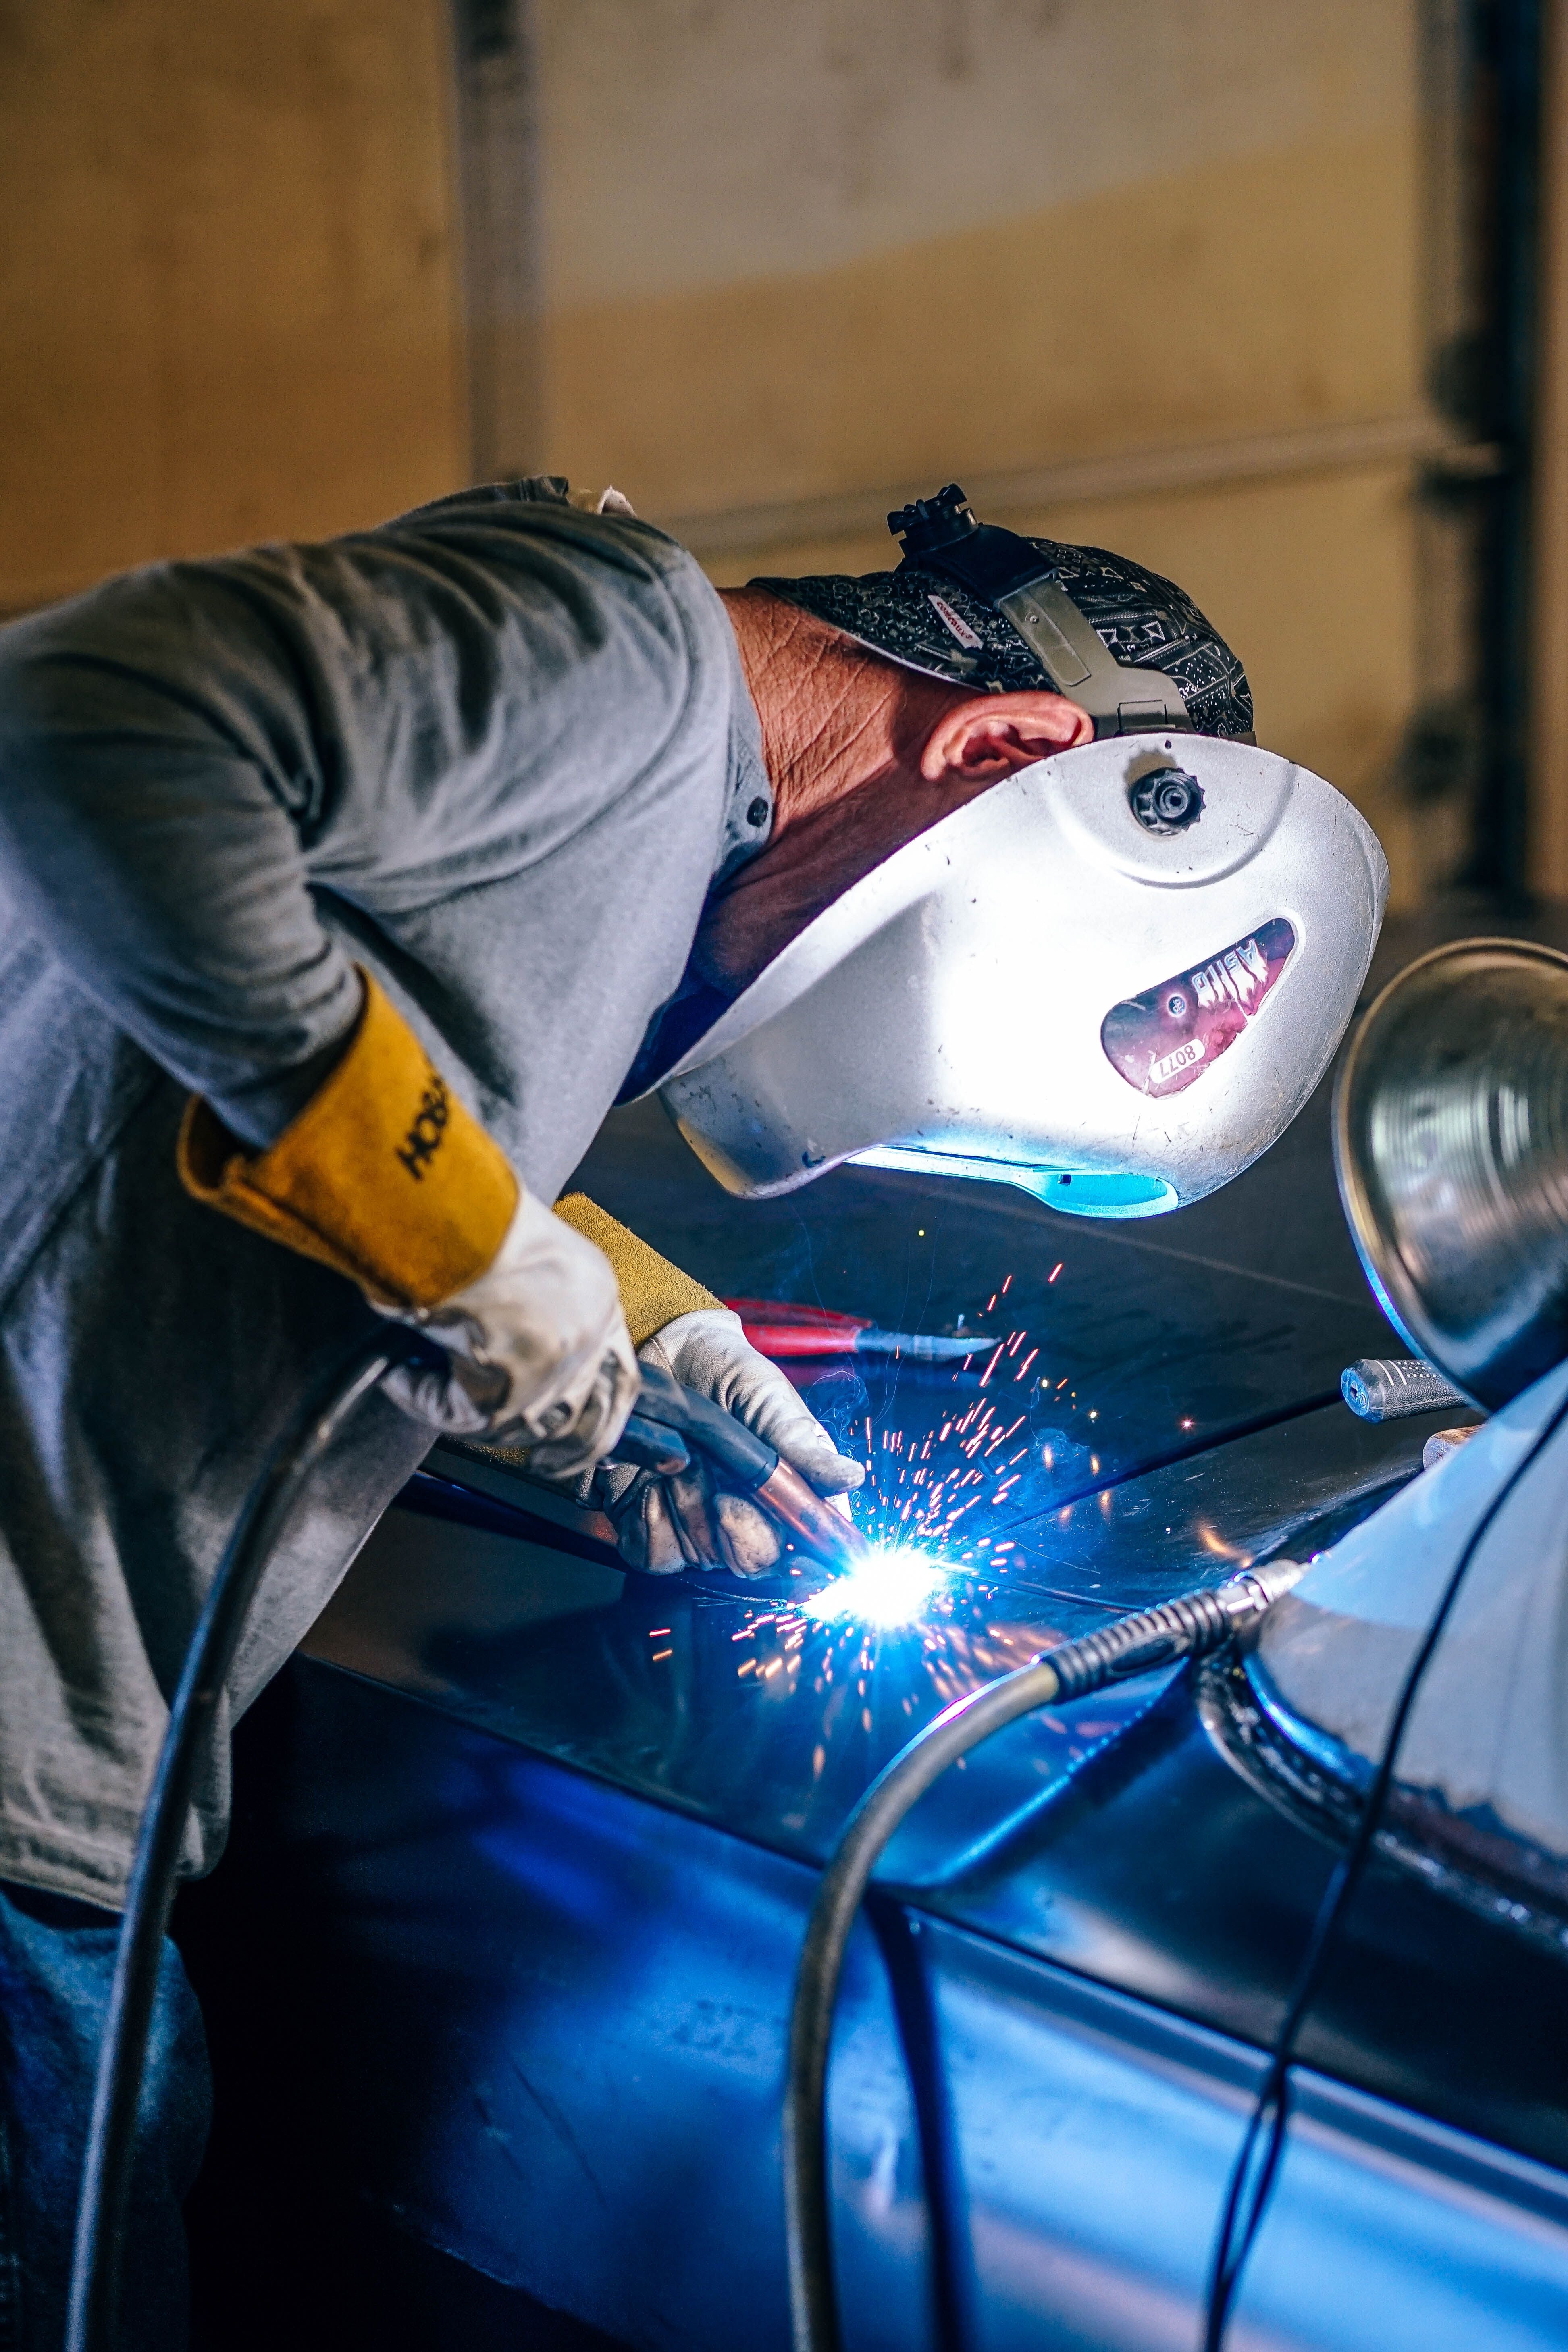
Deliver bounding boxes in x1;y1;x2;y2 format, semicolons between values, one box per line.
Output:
610;1362;873;1574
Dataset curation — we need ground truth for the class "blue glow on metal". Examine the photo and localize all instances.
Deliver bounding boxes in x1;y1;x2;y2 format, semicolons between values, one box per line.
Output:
847;1145;1177;1218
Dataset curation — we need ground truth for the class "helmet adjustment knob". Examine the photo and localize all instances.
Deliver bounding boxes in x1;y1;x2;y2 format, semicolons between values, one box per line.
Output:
1130;765;1205;836
888;484;978;559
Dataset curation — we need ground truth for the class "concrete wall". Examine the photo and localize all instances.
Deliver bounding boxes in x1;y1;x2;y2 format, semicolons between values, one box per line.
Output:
537;0;1432;900
542;0;1421;499
2;0;1437;898
0;0;466;616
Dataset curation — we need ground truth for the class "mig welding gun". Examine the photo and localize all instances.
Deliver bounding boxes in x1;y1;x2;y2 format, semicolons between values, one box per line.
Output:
611;1362;872;1573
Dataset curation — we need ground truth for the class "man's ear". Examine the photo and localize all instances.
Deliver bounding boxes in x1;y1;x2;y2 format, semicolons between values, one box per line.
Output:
919;691;1093;785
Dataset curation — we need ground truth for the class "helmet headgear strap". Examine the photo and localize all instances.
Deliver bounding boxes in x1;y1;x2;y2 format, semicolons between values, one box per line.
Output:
888;485;1193;739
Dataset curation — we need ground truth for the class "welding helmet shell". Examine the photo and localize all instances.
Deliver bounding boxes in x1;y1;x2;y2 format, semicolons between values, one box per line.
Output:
648;735;1387;1217
754;482;1254;742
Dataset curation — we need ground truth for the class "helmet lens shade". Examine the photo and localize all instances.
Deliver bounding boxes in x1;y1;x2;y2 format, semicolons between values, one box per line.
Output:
1101;918;1297;1100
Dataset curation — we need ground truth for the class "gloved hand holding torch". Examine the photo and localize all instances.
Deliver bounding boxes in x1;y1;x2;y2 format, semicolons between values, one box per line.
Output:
599;1308;865;1575
549;1202;866;1576
179;970;861;1558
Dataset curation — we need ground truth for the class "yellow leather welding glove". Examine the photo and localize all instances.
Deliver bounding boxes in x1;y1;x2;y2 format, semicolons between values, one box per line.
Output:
551;1194;722;1346
179;974;638;1473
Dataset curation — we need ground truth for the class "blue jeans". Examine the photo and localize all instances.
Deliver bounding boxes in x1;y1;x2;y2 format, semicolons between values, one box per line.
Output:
0;1881;210;2350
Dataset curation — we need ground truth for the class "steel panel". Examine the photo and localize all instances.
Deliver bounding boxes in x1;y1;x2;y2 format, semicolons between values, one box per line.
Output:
186;1664;1568;2350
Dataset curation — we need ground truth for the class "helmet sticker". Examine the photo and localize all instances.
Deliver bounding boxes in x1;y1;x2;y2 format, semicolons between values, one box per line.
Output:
927;593;983;651
1101;918;1297;1098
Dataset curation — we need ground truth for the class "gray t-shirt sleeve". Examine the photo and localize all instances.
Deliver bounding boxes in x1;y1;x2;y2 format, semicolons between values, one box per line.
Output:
0;485;761;1146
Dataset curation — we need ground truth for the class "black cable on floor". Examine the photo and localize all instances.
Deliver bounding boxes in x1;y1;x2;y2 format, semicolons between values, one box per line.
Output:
66;1326;419;2352
1202;1380;1568;2349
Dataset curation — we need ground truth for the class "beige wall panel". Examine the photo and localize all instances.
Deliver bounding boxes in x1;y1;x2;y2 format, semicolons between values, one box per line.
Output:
543;132;1419;518
541;0;1416;305
0;0;466;612
701;463;1422;909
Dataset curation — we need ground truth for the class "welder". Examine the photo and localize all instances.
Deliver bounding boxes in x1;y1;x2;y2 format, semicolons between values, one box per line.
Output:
0;475;1260;2343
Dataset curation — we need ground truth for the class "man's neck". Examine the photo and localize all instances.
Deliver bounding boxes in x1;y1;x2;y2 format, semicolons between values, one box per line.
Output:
720;586;961;836
701;587;976;992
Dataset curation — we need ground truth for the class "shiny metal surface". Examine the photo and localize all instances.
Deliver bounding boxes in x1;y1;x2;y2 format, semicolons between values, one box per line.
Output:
183;1660;1568;2350
306;993;1462;1889
305;1399;1440;1888
1335;939;1568;1408
782;1564;1309;2352
181;909;1568;2346
569;1100;1401;1528
1250;1351;1568;1902
654;737;1387;1216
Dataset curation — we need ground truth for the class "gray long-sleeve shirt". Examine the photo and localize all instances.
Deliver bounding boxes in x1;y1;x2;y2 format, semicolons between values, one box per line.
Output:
0;480;769;1908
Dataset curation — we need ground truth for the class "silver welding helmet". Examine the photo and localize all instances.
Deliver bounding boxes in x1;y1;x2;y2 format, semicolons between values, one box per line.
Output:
650;732;1388;1217
646;485;1383;1215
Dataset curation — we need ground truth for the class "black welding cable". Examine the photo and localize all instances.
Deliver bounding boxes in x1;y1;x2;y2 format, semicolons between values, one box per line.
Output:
1201;1379;1568;2352
784;1564;1304;2352
65;1326;419;2352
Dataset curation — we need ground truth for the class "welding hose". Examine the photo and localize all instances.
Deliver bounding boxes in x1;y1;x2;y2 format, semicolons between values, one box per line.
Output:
784;1559;1306;2352
66;1325;429;2352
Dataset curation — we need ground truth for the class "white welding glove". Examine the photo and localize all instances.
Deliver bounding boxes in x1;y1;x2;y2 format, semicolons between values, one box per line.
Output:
596;1307;865;1576
383;1188;639;1476
178;971;639;1478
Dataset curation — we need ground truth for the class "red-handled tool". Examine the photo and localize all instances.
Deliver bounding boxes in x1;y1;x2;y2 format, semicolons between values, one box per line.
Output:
725;1298;994;1362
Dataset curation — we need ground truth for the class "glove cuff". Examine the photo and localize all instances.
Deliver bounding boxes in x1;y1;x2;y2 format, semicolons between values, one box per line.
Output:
552;1194;720;1346
177;972;519;1310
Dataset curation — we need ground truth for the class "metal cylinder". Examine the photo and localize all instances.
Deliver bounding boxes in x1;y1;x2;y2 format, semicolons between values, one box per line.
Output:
1335;939;1568;1409
1340;1357;1467;1422
1422;1425;1481;1470
755;1460;873;1572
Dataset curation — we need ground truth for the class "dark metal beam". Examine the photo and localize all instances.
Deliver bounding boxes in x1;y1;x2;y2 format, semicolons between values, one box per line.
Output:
1475;0;1546;898
449;0;541;483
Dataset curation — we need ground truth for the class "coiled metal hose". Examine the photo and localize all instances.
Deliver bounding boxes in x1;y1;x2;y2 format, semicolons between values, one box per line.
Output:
784;1557;1306;2352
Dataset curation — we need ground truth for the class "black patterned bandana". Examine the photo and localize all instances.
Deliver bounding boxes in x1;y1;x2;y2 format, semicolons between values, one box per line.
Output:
754;522;1253;741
